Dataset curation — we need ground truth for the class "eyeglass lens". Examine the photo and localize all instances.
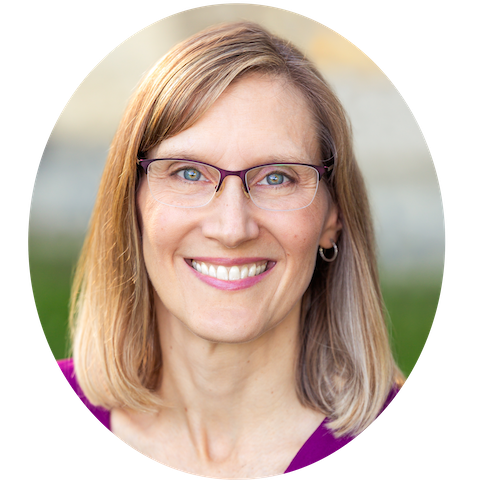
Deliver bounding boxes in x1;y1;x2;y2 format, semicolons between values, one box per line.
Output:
147;160;319;211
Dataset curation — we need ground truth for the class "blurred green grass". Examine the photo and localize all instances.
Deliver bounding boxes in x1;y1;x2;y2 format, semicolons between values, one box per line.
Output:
29;236;441;377
382;277;440;376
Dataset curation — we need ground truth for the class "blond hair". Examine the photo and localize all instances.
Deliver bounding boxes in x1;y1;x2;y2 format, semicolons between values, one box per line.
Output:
70;21;404;437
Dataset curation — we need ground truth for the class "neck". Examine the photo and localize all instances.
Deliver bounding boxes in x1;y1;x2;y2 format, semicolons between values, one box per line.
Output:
155;295;304;458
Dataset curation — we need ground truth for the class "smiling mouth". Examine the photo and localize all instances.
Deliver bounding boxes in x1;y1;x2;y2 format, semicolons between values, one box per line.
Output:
189;260;273;281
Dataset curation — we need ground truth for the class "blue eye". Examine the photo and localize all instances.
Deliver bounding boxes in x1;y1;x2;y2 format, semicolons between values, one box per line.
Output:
265;173;285;185
182;168;201;181
258;172;287;186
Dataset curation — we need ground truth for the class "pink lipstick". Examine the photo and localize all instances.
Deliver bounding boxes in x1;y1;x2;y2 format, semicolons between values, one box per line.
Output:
185;258;276;291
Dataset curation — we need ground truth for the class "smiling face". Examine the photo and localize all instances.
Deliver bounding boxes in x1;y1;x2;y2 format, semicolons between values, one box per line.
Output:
137;75;341;344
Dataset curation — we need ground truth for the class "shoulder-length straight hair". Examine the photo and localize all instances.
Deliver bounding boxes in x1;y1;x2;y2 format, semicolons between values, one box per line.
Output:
70;21;404;437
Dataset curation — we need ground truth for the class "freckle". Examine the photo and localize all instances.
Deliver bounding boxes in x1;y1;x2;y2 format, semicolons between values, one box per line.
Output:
247;360;250;363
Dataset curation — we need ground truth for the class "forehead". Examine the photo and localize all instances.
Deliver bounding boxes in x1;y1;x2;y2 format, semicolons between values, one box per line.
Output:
150;75;320;166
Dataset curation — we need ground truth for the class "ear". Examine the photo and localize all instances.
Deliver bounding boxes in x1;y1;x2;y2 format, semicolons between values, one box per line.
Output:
319;203;343;249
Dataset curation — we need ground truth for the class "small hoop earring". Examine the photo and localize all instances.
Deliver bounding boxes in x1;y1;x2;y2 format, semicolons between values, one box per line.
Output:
319;241;338;262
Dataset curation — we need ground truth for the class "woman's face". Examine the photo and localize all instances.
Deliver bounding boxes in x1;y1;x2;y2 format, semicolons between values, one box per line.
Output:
137;75;341;343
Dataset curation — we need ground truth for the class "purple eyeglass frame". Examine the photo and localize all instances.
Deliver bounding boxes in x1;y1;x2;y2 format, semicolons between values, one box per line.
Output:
137;158;332;193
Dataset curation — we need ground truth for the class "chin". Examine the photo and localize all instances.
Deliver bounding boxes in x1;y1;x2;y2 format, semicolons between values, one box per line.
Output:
184;312;269;345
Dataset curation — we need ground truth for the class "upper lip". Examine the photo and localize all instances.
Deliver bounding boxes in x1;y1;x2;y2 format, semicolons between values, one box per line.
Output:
187;257;274;266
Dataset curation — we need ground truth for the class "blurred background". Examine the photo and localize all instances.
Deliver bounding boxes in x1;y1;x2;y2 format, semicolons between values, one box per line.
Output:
29;5;444;376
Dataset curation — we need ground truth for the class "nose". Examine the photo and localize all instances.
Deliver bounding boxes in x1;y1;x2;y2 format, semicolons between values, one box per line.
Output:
202;176;260;248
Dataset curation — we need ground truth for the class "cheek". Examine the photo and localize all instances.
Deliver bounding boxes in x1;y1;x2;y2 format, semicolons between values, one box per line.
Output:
137;183;177;264
285;232;315;256
279;208;327;285
269;215;322;316
137;181;201;275
138;179;172;239
287;208;326;254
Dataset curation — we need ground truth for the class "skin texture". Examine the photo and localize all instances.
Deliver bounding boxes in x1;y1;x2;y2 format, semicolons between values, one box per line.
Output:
111;75;342;478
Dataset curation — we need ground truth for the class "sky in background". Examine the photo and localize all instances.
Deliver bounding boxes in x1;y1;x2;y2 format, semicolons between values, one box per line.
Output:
30;4;444;279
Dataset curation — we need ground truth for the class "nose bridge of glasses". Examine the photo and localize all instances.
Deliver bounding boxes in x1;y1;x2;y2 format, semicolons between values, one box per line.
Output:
215;170;250;199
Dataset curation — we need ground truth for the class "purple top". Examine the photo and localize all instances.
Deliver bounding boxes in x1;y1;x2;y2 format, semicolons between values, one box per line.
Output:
58;358;397;473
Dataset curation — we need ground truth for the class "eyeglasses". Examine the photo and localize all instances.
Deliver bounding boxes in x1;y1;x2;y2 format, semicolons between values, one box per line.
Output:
137;158;332;211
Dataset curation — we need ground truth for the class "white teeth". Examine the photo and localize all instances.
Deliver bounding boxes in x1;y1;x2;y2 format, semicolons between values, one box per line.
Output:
191;260;269;281
229;266;240;280
240;266;248;279
217;265;228;281
248;264;257;277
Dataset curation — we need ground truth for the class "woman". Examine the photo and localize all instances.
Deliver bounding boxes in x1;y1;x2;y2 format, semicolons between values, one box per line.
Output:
60;21;404;477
